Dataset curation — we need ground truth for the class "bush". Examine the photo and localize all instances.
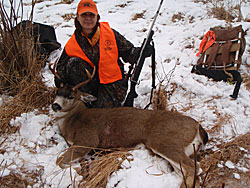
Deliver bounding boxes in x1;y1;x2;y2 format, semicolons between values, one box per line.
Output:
0;0;44;95
0;0;54;134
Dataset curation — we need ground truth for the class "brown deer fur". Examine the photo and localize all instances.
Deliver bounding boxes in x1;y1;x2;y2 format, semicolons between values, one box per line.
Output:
52;85;208;188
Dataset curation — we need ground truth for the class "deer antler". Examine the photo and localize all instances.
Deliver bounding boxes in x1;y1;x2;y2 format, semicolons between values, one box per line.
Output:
48;58;61;79
72;66;96;91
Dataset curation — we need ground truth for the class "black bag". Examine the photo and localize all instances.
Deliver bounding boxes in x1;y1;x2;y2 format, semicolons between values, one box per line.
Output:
191;65;242;99
16;20;61;57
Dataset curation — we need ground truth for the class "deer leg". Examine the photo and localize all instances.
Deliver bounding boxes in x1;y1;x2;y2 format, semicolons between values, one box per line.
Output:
150;147;200;188
177;157;200;188
56;146;91;169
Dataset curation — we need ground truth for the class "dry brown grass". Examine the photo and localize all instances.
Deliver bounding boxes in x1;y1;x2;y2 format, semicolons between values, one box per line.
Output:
0;1;37;95
200;133;250;188
78;149;131;188
62;13;75;21
55;0;74;5
152;83;168;111
0;1;54;134
0;80;55;134
210;6;235;22
132;10;146;21
207;0;247;22
242;73;250;91
171;12;184;23
0;170;44;188
206;107;235;135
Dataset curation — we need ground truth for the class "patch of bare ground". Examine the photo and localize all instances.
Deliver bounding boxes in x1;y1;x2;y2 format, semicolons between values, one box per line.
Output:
132;10;146;21
200;133;250;188
62;13;75;22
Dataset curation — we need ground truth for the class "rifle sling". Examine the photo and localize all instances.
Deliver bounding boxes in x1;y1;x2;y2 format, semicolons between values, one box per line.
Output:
144;42;156;109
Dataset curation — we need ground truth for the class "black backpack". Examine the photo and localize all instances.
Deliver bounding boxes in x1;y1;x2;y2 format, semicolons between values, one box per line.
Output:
15;20;61;58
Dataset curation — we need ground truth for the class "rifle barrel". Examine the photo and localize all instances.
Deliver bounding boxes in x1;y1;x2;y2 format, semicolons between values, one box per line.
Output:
135;0;164;69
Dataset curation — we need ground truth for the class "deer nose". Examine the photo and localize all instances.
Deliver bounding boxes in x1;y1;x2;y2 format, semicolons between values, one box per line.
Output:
52;103;62;112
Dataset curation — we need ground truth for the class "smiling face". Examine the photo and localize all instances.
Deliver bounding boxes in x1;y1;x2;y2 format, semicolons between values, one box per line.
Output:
77;12;98;35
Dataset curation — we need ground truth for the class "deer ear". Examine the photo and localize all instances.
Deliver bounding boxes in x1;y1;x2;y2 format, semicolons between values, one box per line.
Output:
80;93;97;103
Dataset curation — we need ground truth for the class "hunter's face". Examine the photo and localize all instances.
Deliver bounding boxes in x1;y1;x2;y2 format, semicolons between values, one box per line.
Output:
77;12;97;33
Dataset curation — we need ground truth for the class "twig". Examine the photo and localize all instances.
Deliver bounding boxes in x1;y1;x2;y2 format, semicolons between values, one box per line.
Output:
180;162;188;188
201;164;211;187
192;144;197;188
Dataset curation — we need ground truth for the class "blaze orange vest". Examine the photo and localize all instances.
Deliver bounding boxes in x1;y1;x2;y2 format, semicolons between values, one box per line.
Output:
65;22;122;84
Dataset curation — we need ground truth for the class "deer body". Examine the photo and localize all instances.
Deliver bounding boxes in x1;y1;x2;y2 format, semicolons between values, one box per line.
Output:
56;103;200;150
52;85;208;188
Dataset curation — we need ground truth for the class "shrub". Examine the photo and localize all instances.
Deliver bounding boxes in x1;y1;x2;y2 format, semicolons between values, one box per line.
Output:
0;0;54;134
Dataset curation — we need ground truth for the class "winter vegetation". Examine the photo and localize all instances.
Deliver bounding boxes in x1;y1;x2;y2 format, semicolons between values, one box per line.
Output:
0;0;249;187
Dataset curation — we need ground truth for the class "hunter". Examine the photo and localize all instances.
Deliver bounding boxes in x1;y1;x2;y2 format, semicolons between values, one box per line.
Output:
55;0;153;108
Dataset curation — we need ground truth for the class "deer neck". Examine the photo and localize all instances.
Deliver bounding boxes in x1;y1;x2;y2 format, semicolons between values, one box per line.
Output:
54;100;87;136
54;100;87;122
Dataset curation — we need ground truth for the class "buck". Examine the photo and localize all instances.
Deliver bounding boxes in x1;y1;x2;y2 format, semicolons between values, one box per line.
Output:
50;62;208;188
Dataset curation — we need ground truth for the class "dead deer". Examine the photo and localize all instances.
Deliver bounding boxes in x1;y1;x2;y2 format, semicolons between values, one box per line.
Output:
49;61;208;188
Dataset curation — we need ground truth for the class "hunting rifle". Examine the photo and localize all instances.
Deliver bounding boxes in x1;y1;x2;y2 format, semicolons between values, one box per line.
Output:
124;0;164;107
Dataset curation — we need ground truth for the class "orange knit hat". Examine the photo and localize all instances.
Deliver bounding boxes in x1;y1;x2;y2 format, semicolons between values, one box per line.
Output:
77;0;98;15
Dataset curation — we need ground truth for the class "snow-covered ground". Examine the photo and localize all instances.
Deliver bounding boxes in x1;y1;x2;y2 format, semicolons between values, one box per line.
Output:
1;0;250;187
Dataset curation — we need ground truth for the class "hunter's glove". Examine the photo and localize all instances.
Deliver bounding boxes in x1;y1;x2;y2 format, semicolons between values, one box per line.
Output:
142;42;154;58
55;76;66;88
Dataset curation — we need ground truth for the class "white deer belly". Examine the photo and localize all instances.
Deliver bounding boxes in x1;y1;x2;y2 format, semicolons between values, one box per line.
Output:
184;130;202;157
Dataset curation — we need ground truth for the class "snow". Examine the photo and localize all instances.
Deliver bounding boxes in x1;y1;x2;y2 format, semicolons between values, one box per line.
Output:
233;173;240;180
1;0;250;187
225;161;235;169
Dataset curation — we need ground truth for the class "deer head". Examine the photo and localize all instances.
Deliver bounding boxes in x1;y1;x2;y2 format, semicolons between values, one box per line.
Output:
49;59;96;112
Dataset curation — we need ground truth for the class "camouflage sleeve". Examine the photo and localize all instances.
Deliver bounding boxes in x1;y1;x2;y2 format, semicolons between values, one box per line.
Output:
112;29;140;64
56;49;70;78
54;48;70;87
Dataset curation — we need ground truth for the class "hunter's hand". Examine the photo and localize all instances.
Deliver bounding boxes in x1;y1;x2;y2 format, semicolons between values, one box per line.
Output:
143;42;154;57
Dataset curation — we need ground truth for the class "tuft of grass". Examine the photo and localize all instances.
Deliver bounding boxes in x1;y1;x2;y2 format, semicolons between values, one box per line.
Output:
152;83;168;111
210;6;235;22
78;149;131;188
62;13;75;21
171;12;184;23
207;0;246;22
132;10;146;21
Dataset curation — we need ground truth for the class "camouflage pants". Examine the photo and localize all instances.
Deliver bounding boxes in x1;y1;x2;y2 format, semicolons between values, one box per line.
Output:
65;57;128;108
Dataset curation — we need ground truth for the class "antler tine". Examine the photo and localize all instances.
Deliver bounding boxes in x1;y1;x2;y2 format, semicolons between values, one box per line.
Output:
72;66;96;91
49;58;61;79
